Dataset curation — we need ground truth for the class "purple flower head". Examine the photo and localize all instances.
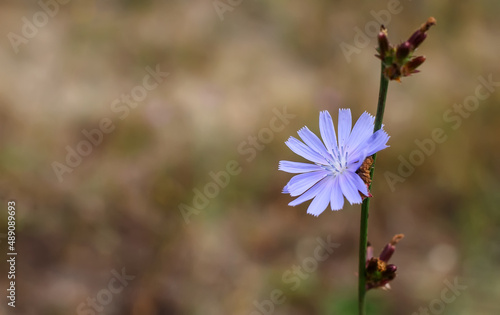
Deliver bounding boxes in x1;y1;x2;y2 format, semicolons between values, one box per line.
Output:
279;109;389;216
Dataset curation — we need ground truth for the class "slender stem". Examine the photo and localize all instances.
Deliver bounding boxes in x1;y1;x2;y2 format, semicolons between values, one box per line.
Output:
373;64;389;133
358;63;389;315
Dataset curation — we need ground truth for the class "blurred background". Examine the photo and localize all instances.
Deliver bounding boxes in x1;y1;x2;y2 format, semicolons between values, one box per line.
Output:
0;0;499;314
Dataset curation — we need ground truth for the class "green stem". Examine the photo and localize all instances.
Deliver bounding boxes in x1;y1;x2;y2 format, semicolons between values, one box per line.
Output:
358;63;389;315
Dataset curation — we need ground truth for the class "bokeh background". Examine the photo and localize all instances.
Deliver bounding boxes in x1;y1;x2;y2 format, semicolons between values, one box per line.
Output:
0;0;499;314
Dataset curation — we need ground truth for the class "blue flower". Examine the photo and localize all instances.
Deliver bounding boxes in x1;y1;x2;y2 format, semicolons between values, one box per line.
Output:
279;109;390;216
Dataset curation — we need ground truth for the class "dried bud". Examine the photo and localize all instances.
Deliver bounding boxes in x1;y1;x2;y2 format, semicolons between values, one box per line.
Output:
390;234;404;245
356;156;374;198
420;17;437;32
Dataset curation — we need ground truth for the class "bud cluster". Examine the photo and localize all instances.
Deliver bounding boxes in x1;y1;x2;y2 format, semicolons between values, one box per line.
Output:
376;17;436;81
365;234;404;290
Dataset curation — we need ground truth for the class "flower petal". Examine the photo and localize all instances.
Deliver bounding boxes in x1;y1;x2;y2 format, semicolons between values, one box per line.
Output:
319;111;339;156
347;158;365;172
285;137;329;165
307;178;334;216
297;127;331;160
351;172;369;197
363;129;390;156
339;171;363;205
347;112;375;154
346;148;368;172
286;171;329;197
330;176;344;210
337;108;352;149
279;161;324;173
288;177;330;206
282;184;289;194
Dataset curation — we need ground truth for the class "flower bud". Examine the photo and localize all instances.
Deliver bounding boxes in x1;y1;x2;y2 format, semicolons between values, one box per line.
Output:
402;56;426;76
379;243;395;262
377;26;390;60
385;264;397;274
407;31;427;50
396;41;411;62
366;241;374;260
407;17;436;50
380;234;404;261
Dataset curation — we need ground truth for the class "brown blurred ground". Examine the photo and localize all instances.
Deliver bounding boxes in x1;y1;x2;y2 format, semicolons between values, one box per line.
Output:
0;0;499;314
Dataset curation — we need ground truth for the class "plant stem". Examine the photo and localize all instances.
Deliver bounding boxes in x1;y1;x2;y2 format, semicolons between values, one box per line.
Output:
358;63;389;315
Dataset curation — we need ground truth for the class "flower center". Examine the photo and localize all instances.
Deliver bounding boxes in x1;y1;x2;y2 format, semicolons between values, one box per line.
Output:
321;145;349;176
